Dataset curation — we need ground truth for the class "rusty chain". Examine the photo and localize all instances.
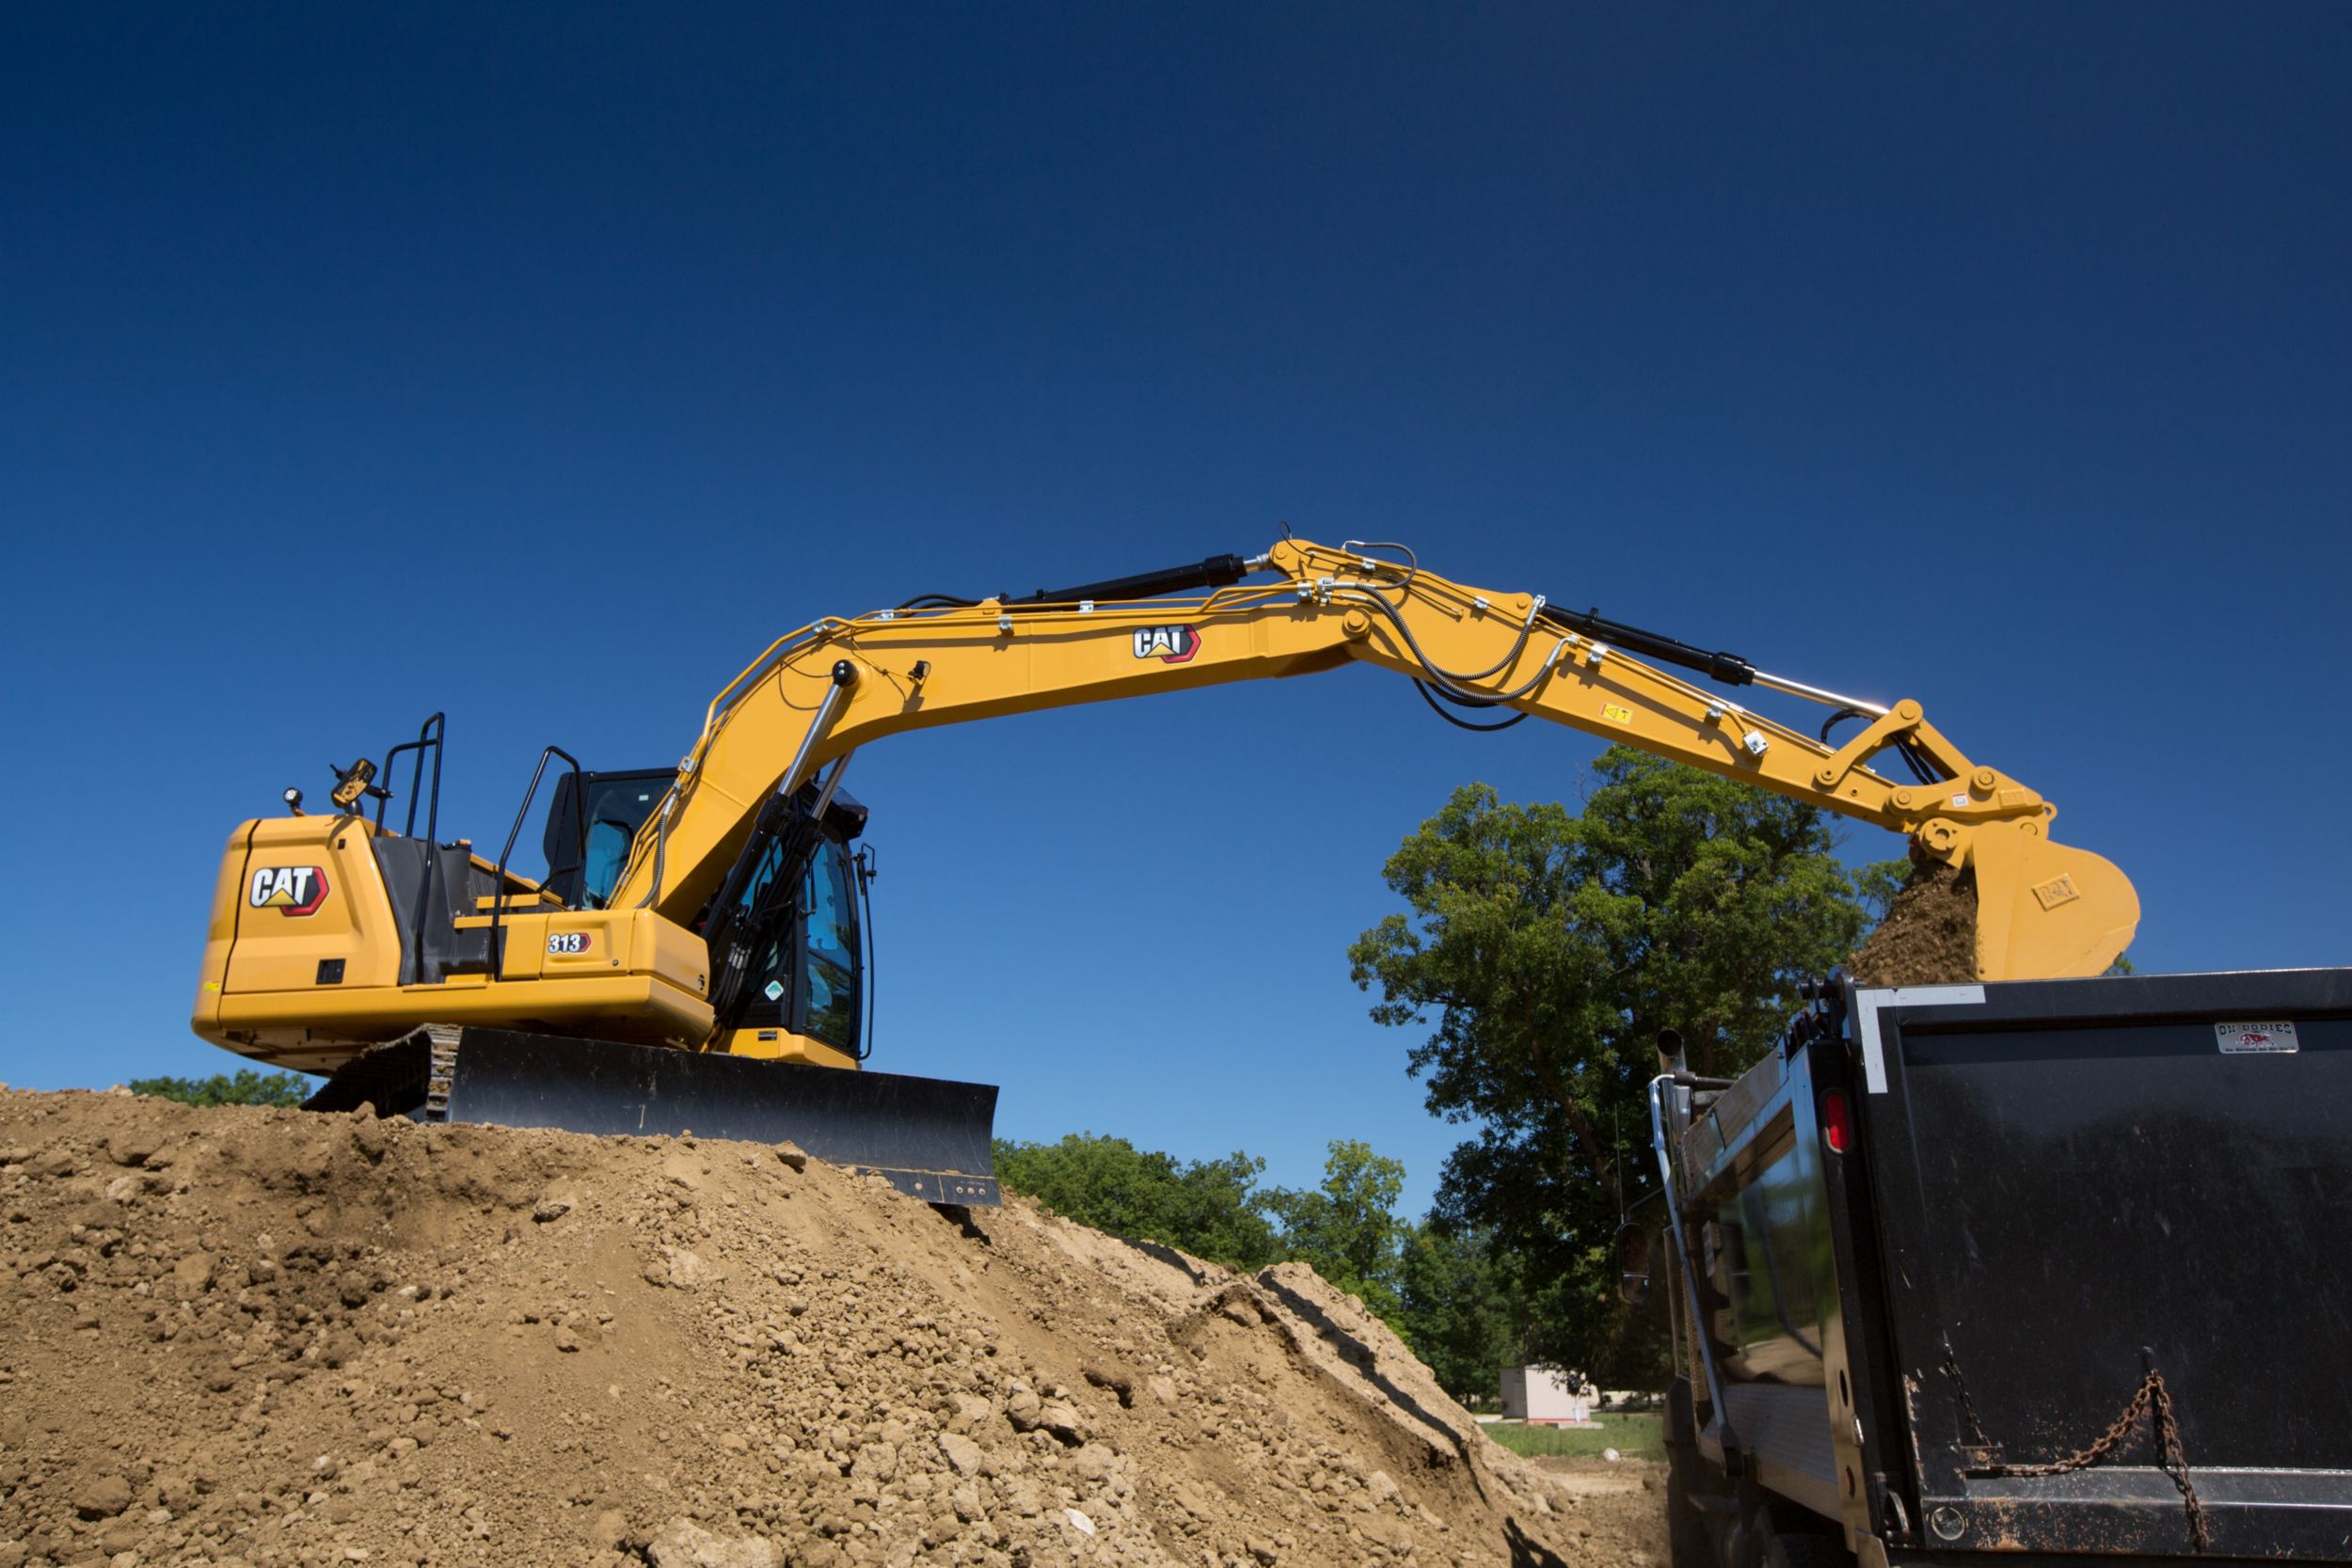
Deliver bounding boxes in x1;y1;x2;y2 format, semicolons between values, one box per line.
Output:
1967;1363;2210;1553
1941;1341;1992;1447
2147;1374;2212;1554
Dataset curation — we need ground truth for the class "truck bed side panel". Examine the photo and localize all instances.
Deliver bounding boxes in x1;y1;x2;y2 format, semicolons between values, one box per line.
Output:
1857;968;2352;1560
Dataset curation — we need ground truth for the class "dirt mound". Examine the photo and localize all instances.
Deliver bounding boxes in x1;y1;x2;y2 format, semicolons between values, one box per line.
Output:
1849;859;1979;987
0;1088;1658;1568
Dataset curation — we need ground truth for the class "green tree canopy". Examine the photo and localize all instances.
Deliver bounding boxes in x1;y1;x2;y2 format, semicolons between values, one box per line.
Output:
994;1133;1434;1338
1394;1221;1533;1402
1349;747;1896;1372
992;1133;1286;1269
129;1069;313;1108
1264;1139;1408;1321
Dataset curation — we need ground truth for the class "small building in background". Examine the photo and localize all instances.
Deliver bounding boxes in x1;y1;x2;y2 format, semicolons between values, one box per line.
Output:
1498;1365;1599;1426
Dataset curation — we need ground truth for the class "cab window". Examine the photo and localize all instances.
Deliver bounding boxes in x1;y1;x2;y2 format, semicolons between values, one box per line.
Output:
801;845;860;1051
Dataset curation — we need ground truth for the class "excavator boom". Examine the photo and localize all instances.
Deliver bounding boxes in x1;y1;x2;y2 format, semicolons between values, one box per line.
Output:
610;537;2135;980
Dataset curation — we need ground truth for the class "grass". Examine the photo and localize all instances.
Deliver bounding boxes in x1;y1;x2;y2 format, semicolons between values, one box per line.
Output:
1481;1410;1665;1463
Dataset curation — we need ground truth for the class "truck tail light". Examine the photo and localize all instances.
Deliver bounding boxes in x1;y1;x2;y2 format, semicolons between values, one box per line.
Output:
1822;1089;1852;1153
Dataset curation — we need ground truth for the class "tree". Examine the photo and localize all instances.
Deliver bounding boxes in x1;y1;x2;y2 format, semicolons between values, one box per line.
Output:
993;1132;1427;1330
129;1069;313;1108
1394;1222;1533;1402
1264;1139;1409;1323
1349;747;1898;1373
992;1133;1286;1268
1854;859;1909;923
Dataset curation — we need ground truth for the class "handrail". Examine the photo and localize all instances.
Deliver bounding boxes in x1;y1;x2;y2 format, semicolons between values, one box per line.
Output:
1650;1073;1744;1476
373;713;448;981
486;746;584;980
375;713;446;841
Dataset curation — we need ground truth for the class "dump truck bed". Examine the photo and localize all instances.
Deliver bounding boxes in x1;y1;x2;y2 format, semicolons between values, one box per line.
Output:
1854;967;2352;1562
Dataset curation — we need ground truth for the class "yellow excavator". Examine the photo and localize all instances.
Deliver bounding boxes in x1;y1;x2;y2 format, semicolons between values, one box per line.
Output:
192;538;2137;1201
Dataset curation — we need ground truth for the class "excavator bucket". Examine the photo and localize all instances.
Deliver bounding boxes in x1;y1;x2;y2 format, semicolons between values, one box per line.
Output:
307;1028;1000;1205
1967;827;2141;982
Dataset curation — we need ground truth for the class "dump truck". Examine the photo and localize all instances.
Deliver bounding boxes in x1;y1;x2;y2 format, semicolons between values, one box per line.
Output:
1625;966;2352;1568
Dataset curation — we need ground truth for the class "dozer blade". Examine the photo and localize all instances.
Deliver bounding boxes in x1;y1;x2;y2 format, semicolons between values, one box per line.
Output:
307;1027;999;1205
1968;826;2141;982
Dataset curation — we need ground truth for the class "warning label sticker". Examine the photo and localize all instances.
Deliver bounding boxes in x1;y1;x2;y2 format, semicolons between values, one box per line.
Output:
2217;1021;2299;1054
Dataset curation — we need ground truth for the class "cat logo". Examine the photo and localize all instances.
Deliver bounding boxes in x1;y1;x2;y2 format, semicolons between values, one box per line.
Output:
1131;625;1201;664
248;865;330;917
2030;873;2082;911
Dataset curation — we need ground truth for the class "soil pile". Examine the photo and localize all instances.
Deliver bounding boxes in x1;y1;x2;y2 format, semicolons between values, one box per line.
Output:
0;1088;1660;1568
1849;860;1979;987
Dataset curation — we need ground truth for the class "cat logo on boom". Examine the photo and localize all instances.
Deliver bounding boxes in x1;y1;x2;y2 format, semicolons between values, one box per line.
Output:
1132;625;1200;664
248;865;330;917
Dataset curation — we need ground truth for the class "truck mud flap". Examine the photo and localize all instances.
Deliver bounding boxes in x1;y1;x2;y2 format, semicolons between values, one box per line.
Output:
307;1027;999;1206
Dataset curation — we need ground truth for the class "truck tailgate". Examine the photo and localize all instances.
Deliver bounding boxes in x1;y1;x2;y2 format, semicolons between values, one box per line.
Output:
1855;968;2352;1560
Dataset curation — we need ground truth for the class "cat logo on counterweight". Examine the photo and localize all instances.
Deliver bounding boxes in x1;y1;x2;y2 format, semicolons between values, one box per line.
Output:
248;865;330;916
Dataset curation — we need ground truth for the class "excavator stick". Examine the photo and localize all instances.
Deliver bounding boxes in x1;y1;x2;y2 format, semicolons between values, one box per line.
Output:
306;1028;1000;1205
1966;828;2140;981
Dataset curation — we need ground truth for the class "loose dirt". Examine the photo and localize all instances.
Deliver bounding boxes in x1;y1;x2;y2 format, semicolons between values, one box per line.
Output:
1848;859;1980;987
1518;1462;1663;1557
0;1088;1661;1568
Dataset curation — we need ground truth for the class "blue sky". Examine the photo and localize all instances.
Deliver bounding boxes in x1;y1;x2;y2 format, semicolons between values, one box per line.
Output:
4;5;2346;1218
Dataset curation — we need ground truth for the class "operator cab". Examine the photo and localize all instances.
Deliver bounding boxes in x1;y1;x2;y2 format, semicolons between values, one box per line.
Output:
542;768;873;1063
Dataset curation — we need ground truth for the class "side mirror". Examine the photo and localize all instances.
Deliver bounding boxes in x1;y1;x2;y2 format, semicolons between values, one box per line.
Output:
1614;1221;1653;1307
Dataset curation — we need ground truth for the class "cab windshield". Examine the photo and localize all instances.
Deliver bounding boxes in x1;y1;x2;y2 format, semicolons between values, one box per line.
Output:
801;847;859;1050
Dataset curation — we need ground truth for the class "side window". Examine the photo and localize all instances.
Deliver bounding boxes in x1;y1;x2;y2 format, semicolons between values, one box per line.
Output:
581;819;632;909
585;780;664;906
799;844;860;1051
548;774;668;910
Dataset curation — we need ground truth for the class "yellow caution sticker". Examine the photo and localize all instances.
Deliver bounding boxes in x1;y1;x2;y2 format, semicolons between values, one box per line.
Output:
1600;703;1633;725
